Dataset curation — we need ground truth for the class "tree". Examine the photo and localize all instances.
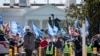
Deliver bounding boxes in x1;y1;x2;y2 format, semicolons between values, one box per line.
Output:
65;4;87;25
66;0;100;36
86;0;100;36
65;4;86;35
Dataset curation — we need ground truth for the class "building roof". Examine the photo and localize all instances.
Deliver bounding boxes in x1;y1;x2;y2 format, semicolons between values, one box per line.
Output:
25;4;65;16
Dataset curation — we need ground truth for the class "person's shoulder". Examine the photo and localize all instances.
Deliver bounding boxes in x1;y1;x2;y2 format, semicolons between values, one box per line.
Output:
27;32;34;35
24;32;34;36
30;32;35;35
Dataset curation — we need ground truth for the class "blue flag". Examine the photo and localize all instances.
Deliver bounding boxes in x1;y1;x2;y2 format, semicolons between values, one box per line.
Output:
73;17;79;30
60;28;66;37
10;21;18;34
47;23;59;36
53;25;58;36
0;15;3;24
85;17;89;37
48;23;55;36
32;21;43;37
85;17;89;29
17;25;25;37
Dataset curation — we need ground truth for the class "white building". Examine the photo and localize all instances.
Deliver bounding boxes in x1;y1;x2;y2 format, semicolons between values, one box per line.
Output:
65;0;76;7
0;4;66;29
81;0;84;4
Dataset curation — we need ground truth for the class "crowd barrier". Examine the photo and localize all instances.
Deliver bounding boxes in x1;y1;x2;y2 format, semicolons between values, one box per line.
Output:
8;46;100;56
39;47;41;56
9;48;12;56
92;47;97;56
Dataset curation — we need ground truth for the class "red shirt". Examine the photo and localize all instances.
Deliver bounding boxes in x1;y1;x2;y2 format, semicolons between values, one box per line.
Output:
40;40;48;48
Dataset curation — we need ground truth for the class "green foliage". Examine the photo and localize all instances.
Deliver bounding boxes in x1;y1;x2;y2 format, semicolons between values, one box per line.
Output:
86;0;100;36
0;29;4;34
65;0;100;36
65;3;86;29
65;4;87;21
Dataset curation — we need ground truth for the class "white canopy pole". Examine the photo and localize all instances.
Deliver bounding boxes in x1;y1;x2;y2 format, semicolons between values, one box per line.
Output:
82;21;86;56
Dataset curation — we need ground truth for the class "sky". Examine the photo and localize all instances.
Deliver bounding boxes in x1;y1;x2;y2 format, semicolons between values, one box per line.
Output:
0;0;81;6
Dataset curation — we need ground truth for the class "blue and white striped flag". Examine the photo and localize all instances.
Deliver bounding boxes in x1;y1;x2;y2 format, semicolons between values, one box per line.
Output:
10;21;18;34
17;25;24;37
32;21;43;37
48;23;55;36
48;23;59;36
53;25;58;36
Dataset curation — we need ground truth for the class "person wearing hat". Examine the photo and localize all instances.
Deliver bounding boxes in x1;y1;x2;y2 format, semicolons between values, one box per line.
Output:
23;26;35;56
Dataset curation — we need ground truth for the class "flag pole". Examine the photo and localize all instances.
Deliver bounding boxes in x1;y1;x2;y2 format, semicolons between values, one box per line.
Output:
82;21;86;56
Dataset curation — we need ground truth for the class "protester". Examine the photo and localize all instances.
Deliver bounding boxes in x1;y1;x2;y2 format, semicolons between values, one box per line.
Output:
54;18;61;31
86;40;92;56
55;37;63;56
35;38;41;50
72;40;82;56
46;42;54;56
40;37;48;48
34;38;41;56
93;36;100;52
40;37;48;56
9;38;16;56
23;26;35;56
55;37;62;49
48;17;53;28
63;41;71;56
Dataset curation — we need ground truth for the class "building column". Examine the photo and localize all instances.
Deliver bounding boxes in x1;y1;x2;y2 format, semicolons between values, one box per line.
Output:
39;20;43;29
26;0;30;7
25;20;28;26
10;0;15;7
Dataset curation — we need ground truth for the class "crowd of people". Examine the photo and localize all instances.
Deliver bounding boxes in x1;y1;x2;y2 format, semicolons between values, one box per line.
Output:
6;25;100;56
1;14;99;56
